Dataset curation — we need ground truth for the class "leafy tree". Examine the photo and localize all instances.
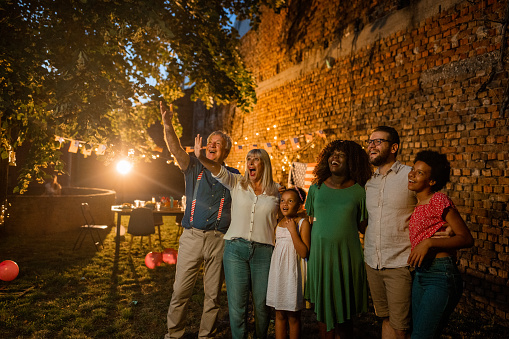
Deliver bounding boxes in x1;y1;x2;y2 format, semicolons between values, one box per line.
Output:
0;0;282;193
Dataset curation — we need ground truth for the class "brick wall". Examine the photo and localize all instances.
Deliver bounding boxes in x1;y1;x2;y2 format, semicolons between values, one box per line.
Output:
221;0;509;324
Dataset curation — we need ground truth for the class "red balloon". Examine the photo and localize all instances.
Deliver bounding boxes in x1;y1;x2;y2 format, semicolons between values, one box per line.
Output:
145;252;163;269
0;260;19;281
162;248;178;265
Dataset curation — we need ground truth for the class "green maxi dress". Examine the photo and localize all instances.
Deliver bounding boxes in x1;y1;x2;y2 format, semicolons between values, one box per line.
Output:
304;183;368;331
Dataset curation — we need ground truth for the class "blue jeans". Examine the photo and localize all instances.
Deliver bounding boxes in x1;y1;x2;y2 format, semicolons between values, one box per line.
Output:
412;256;463;339
223;238;273;339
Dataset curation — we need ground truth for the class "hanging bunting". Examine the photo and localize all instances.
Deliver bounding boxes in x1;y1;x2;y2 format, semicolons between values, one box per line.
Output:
176;126;328;162
96;144;107;155
82;144;92;157
68;140;80;153
289;137;300;150
316;130;327;139
55;135;65;146
54;136;65;148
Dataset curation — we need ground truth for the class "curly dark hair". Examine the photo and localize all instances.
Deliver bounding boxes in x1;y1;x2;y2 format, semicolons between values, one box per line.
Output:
312;140;372;188
414;150;451;192
285;186;307;205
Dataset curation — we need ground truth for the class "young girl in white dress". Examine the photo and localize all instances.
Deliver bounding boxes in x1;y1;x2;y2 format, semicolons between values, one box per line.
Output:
266;187;311;339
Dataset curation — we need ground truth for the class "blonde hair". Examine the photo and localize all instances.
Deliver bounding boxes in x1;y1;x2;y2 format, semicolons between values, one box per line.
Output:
241;149;278;196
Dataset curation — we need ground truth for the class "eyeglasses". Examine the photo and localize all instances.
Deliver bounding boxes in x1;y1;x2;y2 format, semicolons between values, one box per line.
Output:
366;139;390;146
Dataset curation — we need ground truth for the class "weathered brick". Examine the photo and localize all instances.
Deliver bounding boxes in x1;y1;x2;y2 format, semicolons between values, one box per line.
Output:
221;0;509;326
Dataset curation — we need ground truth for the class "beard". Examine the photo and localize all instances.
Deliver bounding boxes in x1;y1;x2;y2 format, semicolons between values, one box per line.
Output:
370;149;391;167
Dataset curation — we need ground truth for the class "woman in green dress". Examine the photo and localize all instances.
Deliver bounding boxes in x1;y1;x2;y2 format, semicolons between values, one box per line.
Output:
305;140;372;339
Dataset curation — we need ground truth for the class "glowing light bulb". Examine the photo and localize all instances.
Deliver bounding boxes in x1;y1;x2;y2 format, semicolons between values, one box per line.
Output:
116;160;132;175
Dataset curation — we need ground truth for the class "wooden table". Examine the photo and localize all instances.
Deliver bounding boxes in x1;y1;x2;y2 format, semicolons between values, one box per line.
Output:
111;205;184;249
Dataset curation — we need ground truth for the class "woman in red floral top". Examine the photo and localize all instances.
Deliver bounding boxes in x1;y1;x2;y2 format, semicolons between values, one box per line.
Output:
407;150;473;339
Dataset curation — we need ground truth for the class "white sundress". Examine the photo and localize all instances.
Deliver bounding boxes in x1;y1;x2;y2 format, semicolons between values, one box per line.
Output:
266;219;306;311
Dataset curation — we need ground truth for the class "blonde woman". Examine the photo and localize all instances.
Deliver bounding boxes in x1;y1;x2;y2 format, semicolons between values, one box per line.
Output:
194;135;280;339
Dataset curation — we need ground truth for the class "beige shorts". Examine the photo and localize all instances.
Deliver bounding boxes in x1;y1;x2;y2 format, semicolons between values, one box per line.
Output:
365;264;413;331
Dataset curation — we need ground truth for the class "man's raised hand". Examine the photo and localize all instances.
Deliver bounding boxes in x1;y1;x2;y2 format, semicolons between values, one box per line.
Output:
160;101;174;127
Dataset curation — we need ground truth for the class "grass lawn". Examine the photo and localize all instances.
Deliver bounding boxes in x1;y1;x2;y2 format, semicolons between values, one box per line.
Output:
0;216;506;338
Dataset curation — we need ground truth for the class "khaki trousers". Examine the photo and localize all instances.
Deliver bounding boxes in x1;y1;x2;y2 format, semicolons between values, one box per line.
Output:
165;228;225;339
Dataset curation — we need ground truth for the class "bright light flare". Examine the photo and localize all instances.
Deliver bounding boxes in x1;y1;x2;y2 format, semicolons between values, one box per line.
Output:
116;160;133;175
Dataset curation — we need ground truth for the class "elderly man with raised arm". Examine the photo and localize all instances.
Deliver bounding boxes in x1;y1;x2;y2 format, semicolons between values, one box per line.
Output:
161;101;239;339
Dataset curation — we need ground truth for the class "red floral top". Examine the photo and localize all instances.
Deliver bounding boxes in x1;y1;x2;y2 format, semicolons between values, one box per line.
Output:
409;192;455;250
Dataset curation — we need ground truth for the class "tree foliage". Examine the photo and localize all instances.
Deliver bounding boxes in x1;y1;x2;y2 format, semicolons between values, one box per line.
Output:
0;0;283;193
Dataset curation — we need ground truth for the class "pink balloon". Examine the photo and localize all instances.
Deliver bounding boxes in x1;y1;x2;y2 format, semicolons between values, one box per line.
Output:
162;248;178;265
0;260;19;281
145;252;163;269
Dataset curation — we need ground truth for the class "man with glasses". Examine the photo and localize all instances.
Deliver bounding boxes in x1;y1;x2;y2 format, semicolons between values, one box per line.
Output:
364;126;416;339
161;101;239;339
